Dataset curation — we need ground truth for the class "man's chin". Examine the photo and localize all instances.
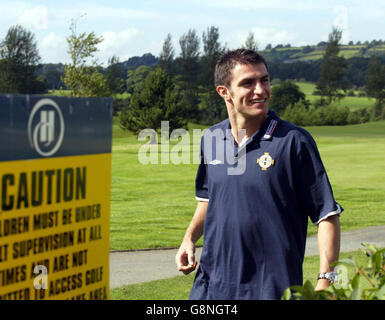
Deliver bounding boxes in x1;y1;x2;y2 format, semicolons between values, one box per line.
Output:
248;107;269;117
241;109;268;121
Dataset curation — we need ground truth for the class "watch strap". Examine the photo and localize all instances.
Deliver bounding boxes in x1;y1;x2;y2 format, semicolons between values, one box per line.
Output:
317;272;337;282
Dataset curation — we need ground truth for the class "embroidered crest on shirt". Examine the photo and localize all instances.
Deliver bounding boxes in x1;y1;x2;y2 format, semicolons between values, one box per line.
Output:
257;152;275;171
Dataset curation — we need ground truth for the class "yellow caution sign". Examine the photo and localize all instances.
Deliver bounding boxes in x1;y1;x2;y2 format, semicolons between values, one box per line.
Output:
0;154;111;300
0;95;113;300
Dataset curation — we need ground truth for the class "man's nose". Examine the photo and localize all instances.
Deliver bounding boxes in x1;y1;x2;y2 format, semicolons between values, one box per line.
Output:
254;81;264;94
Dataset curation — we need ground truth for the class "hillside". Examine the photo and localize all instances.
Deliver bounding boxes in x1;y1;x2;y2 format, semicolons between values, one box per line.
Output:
277;81;376;112
261;42;385;63
39;42;385;75
37;41;385;90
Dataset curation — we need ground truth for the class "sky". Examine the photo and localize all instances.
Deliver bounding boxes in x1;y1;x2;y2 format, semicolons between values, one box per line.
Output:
1;0;384;65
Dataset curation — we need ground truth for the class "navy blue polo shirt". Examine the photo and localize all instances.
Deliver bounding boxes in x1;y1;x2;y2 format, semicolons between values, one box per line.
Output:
190;110;342;300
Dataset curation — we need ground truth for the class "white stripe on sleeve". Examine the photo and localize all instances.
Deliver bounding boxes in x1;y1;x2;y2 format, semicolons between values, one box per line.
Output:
314;203;342;225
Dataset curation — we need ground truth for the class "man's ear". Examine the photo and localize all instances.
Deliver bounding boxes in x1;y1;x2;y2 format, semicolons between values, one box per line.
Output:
216;85;231;101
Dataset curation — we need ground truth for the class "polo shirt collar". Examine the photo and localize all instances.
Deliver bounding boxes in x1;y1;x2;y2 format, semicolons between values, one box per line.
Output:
221;110;281;144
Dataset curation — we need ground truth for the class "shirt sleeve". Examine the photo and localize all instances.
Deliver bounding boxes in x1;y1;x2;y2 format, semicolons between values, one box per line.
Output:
195;136;209;201
294;130;343;225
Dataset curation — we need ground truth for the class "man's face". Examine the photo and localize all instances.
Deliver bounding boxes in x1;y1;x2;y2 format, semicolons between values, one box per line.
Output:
225;62;271;119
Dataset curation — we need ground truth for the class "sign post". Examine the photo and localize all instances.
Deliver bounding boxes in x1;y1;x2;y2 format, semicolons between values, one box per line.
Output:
0;95;112;300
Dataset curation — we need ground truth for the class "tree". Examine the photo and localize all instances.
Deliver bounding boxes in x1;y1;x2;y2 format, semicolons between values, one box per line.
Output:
269;80;307;115
126;65;152;94
315;27;349;104
317;41;327;47
179;29;200;61
0;25;45;93
365;56;385;120
119;68;187;134
63;19;110;97
105;55;125;94
244;32;259;52
158;33;174;74
199;90;226;125
173;74;200;123
201;26;224;88
198;26;227;124
302;45;314;54
179;29;200;85
43;69;64;90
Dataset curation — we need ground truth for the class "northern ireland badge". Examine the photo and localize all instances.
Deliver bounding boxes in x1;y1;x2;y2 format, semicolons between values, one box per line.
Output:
257;152;275;171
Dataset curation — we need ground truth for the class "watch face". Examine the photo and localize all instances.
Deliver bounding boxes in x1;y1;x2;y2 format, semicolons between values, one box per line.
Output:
329;272;338;282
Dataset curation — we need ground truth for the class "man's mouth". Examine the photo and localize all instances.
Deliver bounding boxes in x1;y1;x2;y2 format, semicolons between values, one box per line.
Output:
249;98;266;104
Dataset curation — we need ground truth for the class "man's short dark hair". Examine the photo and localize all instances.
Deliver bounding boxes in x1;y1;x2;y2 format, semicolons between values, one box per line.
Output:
214;49;268;88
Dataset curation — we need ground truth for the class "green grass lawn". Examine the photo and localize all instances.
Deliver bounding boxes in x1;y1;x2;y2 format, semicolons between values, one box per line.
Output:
110;118;385;250
110;118;201;250
113;92;131;99
295;81;376;111
294;81;317;96
46;89;72;96
110;248;379;300
305;122;385;235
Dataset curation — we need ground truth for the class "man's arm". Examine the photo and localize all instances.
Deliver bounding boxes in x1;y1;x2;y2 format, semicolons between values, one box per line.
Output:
175;201;208;275
315;215;340;291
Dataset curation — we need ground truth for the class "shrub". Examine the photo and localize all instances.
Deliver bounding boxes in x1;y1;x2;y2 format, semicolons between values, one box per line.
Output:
281;101;308;127
282;244;385;300
312;97;328;108
282;103;350;126
112;97;130;116
347;108;370;124
270;78;281;86
370;101;385;121
270;80;307;115
347;110;361;124
346;90;356;97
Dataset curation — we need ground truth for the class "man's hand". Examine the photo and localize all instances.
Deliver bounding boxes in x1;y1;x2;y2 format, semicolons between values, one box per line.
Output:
175;240;198;275
175;201;207;275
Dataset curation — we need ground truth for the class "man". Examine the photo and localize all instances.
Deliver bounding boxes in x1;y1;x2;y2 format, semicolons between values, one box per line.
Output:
175;49;342;300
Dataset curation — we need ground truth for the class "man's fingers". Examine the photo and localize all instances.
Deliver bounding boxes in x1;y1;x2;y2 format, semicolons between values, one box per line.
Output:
179;261;198;275
175;250;187;265
175;248;197;274
187;249;195;266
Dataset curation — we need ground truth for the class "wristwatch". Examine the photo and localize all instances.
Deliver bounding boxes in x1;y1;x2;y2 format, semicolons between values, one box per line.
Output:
317;272;338;283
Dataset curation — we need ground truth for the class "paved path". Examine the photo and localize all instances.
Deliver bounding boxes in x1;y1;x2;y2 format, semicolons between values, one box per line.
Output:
109;225;385;289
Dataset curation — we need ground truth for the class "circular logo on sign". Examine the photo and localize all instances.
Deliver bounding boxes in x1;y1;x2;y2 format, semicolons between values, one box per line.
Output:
28;98;65;157
257;152;275;171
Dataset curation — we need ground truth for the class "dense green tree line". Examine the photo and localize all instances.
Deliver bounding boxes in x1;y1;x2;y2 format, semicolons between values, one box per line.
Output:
0;23;384;129
118;26;385;130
